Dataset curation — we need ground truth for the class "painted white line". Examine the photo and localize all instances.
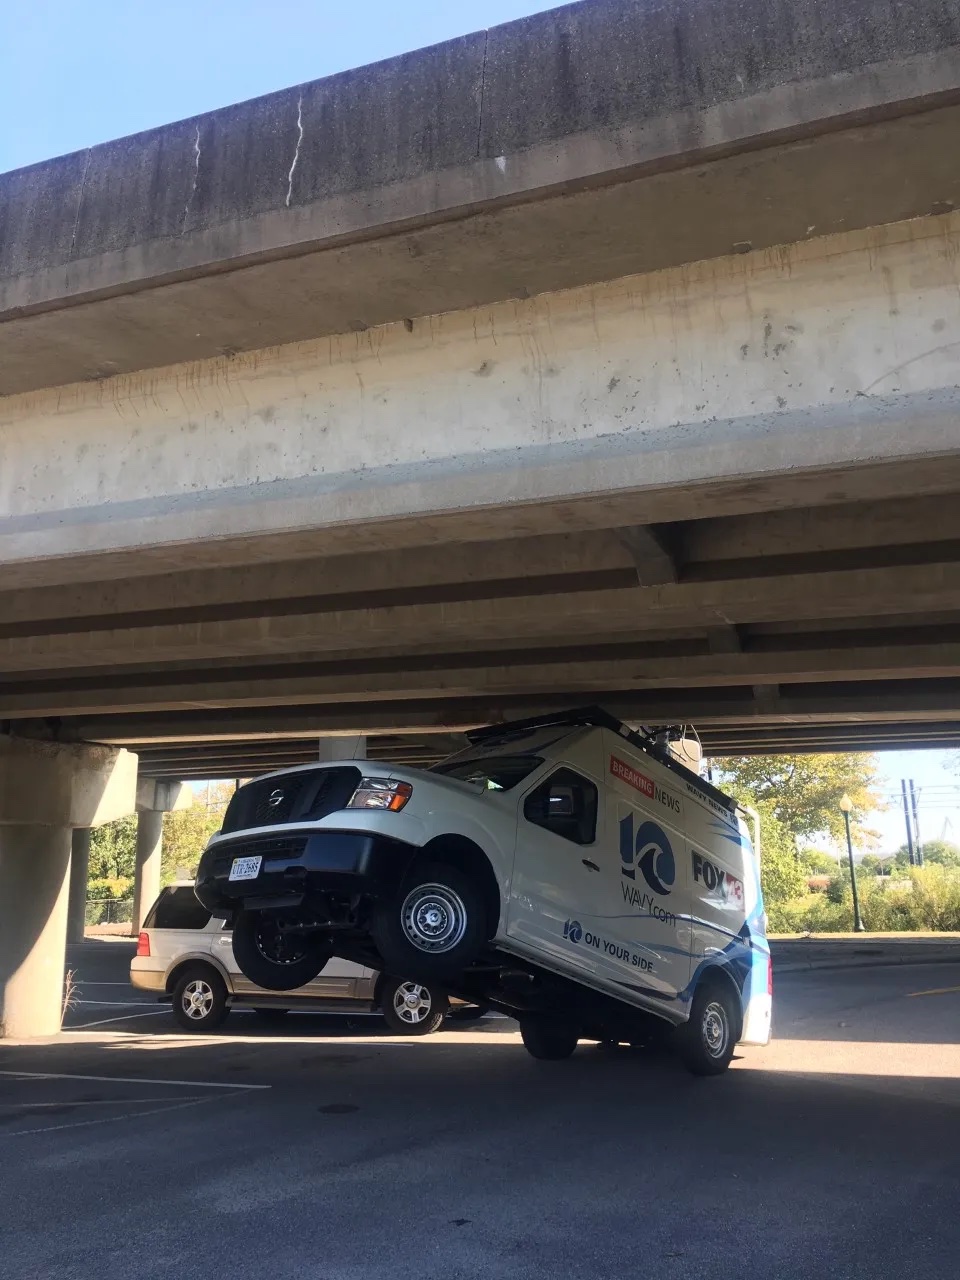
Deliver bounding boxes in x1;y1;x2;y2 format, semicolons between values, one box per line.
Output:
0;1069;271;1091
73;1000;158;1007
70;1009;171;1029
1;1095;215;1139
0;1097;206;1109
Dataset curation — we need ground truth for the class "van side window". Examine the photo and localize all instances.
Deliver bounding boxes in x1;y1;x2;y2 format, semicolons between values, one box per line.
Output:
523;768;598;845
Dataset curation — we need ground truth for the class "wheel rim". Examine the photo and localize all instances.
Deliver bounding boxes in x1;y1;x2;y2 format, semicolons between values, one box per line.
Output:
701;1000;729;1058
253;919;309;966
182;979;214;1021
400;883;468;954
392;981;433;1025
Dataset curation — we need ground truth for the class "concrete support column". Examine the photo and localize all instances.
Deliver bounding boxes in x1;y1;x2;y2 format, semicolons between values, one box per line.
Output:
0;736;137;1039
131;778;190;933
132;809;164;933
0;825;73;1038
67;827;91;944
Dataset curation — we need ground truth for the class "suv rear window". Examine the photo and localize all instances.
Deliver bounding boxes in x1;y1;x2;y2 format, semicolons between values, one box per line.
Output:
432;754;543;791
144;887;212;931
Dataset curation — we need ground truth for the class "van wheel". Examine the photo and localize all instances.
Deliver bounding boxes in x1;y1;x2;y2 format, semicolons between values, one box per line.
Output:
232;910;332;991
379;977;448;1035
371;862;487;981
677;980;739;1076
520;1019;579;1060
171;966;229;1032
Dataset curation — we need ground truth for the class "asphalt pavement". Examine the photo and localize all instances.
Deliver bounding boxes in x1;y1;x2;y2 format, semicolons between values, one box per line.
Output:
0;941;957;1279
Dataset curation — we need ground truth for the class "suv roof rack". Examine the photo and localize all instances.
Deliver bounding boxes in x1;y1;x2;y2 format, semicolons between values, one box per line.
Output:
466;705;736;813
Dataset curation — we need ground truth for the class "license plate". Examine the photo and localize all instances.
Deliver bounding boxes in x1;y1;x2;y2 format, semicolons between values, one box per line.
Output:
228;855;262;882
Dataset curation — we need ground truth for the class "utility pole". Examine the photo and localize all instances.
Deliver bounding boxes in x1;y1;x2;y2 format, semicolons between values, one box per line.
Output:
901;779;916;866
909;780;923;867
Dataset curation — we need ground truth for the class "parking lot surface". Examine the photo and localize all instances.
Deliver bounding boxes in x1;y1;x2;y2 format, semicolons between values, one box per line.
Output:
0;943;957;1279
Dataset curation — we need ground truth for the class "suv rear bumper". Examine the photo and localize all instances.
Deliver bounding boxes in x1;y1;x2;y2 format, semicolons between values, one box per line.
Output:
195;829;419;914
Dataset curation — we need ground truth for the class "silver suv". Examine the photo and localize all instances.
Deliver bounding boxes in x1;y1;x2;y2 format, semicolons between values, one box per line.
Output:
130;884;479;1035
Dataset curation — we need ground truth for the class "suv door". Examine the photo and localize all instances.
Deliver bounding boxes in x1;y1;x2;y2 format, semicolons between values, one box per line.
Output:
506;764;609;978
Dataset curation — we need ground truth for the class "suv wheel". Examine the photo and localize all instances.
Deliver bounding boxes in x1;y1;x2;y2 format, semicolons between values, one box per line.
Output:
519;1018;579;1061
171;966;229;1032
676;979;739;1076
372;862;488;981
379;977;448;1035
232;910;333;991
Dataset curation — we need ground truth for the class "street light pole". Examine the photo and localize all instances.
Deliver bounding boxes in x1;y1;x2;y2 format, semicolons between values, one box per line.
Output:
839;794;866;933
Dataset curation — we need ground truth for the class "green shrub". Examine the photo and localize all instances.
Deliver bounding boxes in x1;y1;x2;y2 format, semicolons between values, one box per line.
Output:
768;866;960;933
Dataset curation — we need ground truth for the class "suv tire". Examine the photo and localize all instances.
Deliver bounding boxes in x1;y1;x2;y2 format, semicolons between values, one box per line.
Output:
676;978;739;1076
232;910;332;991
171;965;229;1032
519;1018;579;1060
379;976;448;1035
371;862;488;981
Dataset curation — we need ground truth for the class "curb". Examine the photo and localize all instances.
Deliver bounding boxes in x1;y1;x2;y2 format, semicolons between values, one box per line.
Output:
774;953;960;974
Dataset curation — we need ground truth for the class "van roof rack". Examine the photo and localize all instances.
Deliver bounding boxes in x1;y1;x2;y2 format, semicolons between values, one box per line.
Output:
467;705;736;813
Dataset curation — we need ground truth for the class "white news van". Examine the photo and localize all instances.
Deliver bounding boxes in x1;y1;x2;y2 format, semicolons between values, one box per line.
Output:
195;708;772;1074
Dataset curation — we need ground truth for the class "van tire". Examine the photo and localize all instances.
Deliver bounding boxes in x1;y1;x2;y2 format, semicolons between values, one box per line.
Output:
171;965;229;1032
232;910;332;991
676;979;739;1076
371;862;487;981
520;1019;579;1061
379;977;448;1035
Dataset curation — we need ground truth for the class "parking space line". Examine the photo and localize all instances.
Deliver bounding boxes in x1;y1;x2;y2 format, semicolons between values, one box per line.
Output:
73;1000;159;1007
906;984;960;997
1;1095;217;1139
0;1069;271;1091
69;1009;171;1029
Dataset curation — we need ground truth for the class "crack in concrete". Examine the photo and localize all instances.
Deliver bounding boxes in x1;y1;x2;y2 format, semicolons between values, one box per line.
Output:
285;94;304;208
69;149;92;257
182;126;201;230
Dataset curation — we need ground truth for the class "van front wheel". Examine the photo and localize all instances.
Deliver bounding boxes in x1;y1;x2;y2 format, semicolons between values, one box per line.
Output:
371;862;487;981
677;980;739;1076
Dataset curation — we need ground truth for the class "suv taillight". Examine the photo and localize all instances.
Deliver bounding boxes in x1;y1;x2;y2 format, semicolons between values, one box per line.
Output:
136;931;151;958
767;954;774;996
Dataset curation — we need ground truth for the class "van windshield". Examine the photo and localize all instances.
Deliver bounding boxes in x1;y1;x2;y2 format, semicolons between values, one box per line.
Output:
432;754;543;792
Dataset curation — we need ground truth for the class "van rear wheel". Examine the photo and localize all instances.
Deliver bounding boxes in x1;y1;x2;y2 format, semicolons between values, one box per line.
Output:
232;910;332;991
520;1019;579;1061
676;980;739;1076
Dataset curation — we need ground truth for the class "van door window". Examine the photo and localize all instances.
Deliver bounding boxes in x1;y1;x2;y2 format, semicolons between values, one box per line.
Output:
523;768;598;845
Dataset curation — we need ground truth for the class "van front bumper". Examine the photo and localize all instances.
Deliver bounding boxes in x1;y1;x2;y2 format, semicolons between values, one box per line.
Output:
194;828;419;915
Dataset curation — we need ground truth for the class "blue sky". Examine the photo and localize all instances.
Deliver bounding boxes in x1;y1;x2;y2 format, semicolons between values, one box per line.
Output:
6;1;960;850
0;0;560;172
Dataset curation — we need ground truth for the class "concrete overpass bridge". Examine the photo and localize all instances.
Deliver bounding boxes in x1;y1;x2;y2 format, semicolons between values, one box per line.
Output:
3;0;960;1035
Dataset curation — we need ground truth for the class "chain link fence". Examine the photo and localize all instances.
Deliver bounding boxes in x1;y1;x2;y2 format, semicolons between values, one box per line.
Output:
85;898;134;926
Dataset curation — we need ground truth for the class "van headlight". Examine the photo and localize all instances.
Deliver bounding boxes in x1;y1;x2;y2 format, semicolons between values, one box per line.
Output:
347;778;413;812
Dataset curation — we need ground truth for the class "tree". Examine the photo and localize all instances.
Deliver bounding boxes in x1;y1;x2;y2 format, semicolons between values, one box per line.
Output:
800;849;839;875
161;783;235;882
750;798;807;904
892;839;960;869
89;814;137;880
710;753;883;847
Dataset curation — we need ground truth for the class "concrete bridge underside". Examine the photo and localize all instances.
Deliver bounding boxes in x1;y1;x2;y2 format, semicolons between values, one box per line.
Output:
5;0;960;1036
5;210;960;769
